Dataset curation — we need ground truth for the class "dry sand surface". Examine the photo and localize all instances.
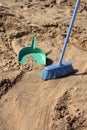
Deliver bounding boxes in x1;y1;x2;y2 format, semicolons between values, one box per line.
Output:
0;0;87;130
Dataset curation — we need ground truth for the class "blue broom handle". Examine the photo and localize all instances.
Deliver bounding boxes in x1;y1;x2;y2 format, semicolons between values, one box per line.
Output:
58;0;80;65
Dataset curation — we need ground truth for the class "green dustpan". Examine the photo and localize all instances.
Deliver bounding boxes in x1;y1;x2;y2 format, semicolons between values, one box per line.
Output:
18;37;46;65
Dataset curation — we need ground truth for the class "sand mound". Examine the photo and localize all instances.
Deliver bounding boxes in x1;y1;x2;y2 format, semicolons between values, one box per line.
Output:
52;90;86;130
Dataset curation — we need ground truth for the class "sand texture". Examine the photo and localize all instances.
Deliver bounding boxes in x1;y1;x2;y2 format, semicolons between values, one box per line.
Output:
0;0;87;130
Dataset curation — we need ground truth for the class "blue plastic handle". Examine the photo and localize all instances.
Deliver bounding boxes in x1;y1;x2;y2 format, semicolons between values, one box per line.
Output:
58;0;80;65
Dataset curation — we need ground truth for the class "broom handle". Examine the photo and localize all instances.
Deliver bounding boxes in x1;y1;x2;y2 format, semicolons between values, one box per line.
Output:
58;0;80;65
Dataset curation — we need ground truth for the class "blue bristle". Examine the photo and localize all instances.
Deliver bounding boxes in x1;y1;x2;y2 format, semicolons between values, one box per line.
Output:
40;62;75;80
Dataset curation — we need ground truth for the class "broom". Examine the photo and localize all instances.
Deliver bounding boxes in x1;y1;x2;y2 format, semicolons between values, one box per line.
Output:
40;0;80;80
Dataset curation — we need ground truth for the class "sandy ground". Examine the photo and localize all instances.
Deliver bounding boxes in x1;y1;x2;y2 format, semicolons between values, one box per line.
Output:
0;0;87;130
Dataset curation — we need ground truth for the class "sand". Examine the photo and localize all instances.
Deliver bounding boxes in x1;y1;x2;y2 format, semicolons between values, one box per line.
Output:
0;0;87;130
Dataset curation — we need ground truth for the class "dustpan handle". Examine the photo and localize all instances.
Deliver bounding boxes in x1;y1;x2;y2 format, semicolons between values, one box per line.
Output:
58;0;80;65
31;37;36;49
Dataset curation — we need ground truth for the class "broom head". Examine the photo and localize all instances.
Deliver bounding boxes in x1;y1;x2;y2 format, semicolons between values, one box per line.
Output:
40;62;75;80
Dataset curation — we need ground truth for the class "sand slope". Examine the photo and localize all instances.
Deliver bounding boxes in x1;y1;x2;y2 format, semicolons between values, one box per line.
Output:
0;45;87;130
0;0;87;130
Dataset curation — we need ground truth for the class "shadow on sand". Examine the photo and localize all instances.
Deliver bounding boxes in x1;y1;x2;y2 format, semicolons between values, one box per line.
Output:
71;69;87;76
